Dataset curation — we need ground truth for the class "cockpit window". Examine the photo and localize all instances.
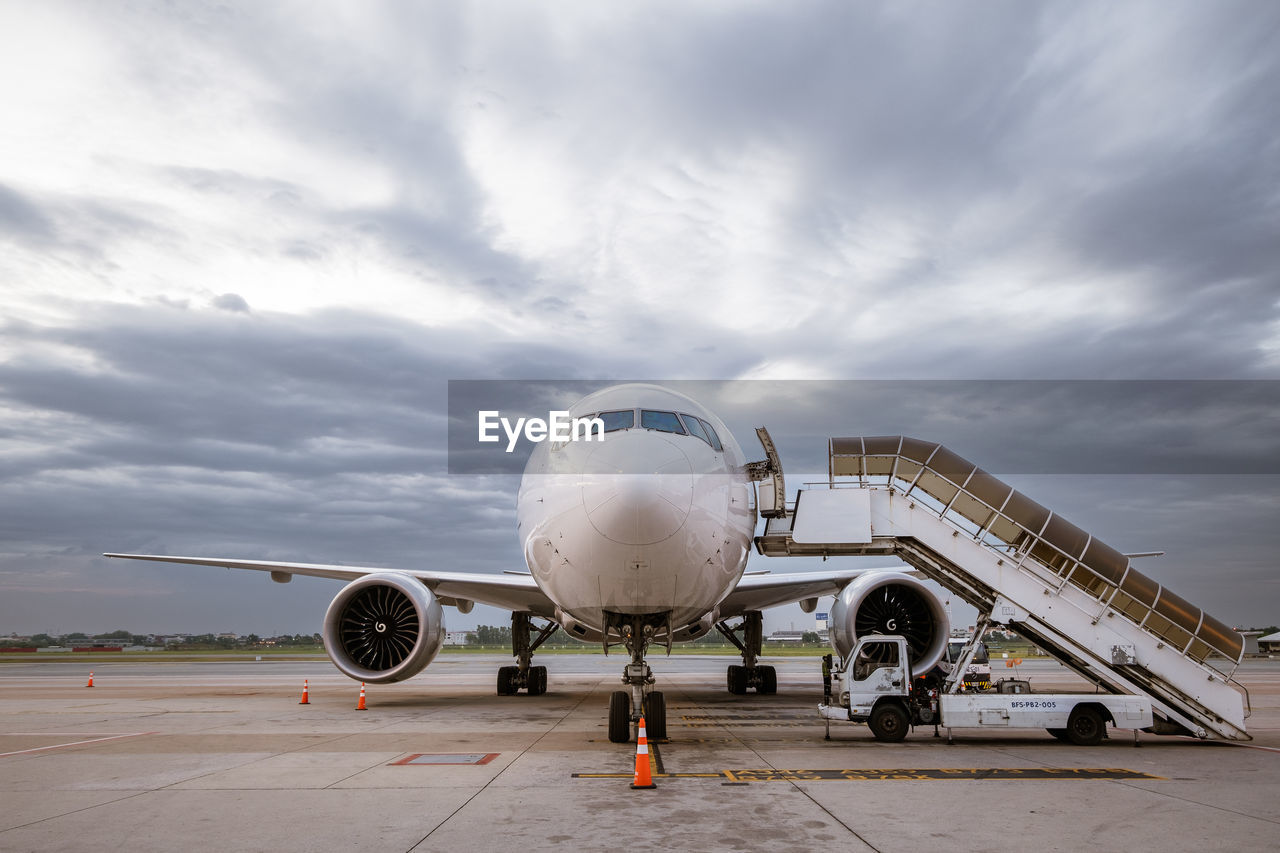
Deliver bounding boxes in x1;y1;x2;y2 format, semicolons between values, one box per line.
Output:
641;409;686;434
598;409;634;432
679;414;711;446
697;417;723;451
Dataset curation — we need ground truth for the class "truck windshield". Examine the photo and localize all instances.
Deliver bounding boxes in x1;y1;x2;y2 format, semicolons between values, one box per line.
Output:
946;641;989;664
854;641;900;679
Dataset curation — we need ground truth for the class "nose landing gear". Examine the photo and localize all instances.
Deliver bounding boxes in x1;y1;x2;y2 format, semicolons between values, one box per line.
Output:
605;613;668;743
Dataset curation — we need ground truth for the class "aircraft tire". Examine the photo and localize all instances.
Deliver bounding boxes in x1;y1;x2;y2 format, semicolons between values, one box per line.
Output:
609;691;631;743
528;665;547;695
758;665;777;694
497;666;516;695
644;691;666;741
727;665;748;695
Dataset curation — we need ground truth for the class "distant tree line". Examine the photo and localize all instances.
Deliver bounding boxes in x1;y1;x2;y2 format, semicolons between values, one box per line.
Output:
10;631;323;649
168;633;322;651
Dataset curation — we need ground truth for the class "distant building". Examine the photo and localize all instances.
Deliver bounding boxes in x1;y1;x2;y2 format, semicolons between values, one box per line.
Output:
766;629;828;644
444;631;473;646
74;640;129;649
1258;631;1280;654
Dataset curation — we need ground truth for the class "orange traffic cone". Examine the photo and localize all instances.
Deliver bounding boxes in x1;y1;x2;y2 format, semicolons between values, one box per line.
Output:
630;715;656;789
299;679;310;705
356;682;367;711
86;672;94;688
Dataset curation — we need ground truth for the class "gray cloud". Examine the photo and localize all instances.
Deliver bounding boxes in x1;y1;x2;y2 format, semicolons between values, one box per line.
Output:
212;292;250;312
1;2;1277;635
1;308;1276;634
0;183;55;242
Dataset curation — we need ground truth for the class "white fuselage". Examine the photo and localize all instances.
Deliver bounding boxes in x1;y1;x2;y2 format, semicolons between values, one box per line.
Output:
516;384;756;636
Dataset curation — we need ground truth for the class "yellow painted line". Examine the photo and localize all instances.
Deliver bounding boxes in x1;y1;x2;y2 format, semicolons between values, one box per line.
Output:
572;773;724;779
682;722;809;728
573;768;1164;781
720;768;1165;782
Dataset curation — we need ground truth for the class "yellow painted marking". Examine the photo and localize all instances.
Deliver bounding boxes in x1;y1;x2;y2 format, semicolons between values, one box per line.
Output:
574;768;1164;781
572;773;723;779
720;768;1165;782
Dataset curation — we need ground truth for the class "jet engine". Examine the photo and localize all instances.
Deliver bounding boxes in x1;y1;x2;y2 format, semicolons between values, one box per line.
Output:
322;573;444;683
828;573;949;672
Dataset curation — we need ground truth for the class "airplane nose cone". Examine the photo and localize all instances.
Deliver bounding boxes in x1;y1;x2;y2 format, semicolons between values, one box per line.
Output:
581;432;693;545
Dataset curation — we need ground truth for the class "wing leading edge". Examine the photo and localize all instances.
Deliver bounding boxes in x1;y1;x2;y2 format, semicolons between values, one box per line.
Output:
101;553;556;616
103;553;906;625
719;568;883;618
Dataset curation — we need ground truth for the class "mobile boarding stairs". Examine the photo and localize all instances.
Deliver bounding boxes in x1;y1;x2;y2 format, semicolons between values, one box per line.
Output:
752;433;1250;741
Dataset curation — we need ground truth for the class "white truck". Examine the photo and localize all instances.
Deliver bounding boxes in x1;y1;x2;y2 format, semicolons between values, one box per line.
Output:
938;637;991;691
819;634;1154;745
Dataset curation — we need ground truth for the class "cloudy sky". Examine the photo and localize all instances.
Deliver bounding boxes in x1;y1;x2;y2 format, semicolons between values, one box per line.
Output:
1;1;1277;640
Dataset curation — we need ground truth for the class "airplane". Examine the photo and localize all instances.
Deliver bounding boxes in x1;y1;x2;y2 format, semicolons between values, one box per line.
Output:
106;383;949;742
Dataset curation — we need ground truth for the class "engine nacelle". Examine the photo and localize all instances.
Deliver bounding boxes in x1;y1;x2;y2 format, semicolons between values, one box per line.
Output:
323;573;444;683
829;573;949;673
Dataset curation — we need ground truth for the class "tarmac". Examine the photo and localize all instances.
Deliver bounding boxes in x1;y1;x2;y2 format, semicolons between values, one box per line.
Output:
2;653;1277;852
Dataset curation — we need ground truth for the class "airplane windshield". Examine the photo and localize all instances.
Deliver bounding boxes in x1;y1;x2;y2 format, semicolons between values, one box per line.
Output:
641;410;686;434
680;414;711;445
598;410;634;432
697;417;723;451
593;407;722;448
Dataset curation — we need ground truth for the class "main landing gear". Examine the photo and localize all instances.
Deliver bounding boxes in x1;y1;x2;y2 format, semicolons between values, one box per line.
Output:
496;612;557;696
606;613;668;744
716;610;777;695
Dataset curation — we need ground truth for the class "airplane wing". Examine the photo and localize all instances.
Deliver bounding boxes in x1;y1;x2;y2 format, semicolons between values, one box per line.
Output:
102;553;557;617
104;553;912;624
717;567;912;619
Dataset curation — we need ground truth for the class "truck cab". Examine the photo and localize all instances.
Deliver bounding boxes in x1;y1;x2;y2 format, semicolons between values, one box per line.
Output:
825;635;921;742
941;637;991;691
844;636;909;717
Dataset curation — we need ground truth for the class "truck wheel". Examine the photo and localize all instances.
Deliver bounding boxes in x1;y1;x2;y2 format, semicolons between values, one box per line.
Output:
1066;705;1105;746
609;691;631;743
869;703;910;743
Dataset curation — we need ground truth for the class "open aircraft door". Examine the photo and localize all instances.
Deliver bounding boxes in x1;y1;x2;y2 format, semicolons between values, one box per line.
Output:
748;427;786;518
